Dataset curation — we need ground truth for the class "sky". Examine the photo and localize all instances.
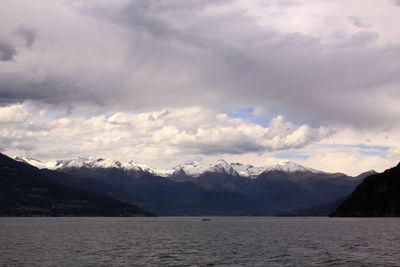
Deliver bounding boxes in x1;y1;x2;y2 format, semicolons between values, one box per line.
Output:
1;0;400;175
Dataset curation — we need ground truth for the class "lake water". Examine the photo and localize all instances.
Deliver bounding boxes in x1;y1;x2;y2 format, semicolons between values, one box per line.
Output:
1;217;400;266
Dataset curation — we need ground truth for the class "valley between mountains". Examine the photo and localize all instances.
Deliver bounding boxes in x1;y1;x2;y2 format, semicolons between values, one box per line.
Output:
4;154;376;216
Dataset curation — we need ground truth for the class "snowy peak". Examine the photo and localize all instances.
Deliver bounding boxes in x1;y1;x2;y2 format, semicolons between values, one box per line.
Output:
171;159;238;177
58;157;158;174
15;156;158;174
263;160;321;174
172;159;233;177
229;162;266;178
121;160;173;176
14;156;58;170
14;156;40;165
207;159;237;175
122;160;156;173
14;155;322;178
56;157;123;169
172;161;202;175
170;159;320;178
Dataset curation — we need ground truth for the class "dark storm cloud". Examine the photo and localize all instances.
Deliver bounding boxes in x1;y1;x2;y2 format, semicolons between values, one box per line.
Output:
0;75;65;104
15;27;37;47
0;0;400;130
0;27;36;62
0;38;17;61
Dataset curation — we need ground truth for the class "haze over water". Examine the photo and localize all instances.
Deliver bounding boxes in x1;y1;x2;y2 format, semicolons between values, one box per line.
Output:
1;217;400;266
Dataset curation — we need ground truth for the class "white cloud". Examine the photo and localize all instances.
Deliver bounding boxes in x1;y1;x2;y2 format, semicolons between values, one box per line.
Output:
301;151;395;176
1;103;399;174
286;126;400;175
0;104;31;123
387;147;400;158
242;0;400;44
1;104;331;166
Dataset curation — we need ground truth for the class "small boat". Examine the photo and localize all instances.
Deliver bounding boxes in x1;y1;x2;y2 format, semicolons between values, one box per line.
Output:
201;218;211;221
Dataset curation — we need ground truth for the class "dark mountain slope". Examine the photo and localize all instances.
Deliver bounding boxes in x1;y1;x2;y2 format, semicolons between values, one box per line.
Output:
59;167;265;216
249;171;311;212
40;169;144;204
278;197;346;216
57;162;365;215
289;172;361;206
168;170;363;213
0;154;154;217
331;163;400;217
125;174;263;216
279;171;376;216
194;172;250;194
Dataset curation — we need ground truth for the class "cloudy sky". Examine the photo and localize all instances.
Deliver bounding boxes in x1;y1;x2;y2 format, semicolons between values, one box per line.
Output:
1;0;400;175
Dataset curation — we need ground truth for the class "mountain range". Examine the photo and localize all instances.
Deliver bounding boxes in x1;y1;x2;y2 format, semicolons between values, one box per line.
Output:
5;153;400;217
15;156;325;177
13;156;371;216
0;153;154;217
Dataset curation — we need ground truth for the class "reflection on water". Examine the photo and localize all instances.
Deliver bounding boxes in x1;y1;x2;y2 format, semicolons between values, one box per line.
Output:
1;217;400;266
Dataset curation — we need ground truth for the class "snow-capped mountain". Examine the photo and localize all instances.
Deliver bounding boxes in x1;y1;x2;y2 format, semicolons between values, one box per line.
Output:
171;159;322;178
122;160;160;174
14;156;161;174
55;157;122;169
14;156;58;170
264;160;322;174
229;162;269;177
14;156;322;178
171;159;237;177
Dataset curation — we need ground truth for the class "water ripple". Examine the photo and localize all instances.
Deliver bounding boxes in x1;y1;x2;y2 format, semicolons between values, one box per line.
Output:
1;217;400;266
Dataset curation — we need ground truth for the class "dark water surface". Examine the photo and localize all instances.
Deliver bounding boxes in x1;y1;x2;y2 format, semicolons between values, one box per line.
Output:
1;217;400;266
